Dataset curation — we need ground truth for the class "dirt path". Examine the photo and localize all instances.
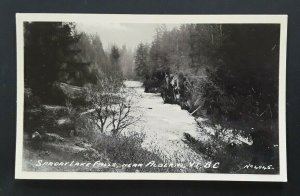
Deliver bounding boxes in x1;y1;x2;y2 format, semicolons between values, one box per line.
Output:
124;81;208;171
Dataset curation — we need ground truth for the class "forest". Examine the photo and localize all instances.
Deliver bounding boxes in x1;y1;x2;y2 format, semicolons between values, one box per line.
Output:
23;22;280;173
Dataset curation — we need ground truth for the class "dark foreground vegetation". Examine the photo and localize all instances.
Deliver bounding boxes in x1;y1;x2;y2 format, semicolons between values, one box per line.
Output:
135;24;280;173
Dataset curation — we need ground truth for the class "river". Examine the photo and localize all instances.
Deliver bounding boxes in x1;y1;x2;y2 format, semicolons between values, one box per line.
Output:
123;80;208;171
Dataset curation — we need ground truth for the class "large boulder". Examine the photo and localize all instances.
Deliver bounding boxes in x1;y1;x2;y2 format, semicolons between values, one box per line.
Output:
42;105;69;116
51;82;88;106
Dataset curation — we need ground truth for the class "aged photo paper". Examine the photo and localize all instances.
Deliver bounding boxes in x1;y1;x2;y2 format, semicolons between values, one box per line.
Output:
15;14;287;181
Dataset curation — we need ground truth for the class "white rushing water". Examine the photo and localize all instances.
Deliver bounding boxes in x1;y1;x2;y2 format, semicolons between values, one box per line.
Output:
123;80;207;168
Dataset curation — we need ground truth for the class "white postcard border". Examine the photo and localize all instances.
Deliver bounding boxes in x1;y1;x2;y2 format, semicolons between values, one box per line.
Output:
15;14;288;182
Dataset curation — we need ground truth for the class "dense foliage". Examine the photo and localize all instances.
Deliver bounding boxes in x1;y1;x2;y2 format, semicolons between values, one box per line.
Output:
24;22;134;104
24;22;86;103
135;24;280;151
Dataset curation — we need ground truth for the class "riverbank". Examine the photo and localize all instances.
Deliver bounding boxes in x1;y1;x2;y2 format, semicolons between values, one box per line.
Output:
23;80;278;174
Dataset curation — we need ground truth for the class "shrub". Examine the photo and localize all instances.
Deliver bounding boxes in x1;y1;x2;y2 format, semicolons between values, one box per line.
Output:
24;88;41;109
85;77;140;135
92;132;174;172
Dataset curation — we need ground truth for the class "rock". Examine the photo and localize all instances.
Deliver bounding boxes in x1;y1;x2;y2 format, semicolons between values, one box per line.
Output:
41;105;70;119
57;118;72;125
56;117;74;130
31;131;42;141
52;82;88;106
54;117;76;137
195;117;208;124
43;133;65;142
53;82;83;99
42;105;68;112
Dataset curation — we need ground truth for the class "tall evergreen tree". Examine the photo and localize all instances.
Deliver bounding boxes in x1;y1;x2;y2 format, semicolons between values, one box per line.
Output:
109;45;121;76
24;22;87;102
134;43;149;78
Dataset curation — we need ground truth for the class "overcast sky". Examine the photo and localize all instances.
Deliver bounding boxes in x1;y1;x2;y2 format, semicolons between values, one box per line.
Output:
76;22;180;50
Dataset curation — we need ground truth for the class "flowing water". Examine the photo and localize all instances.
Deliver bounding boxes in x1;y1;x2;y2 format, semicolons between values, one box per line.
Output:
124;81;207;170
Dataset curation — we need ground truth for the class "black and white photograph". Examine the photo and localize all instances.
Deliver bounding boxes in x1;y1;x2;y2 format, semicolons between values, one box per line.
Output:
15;14;287;181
